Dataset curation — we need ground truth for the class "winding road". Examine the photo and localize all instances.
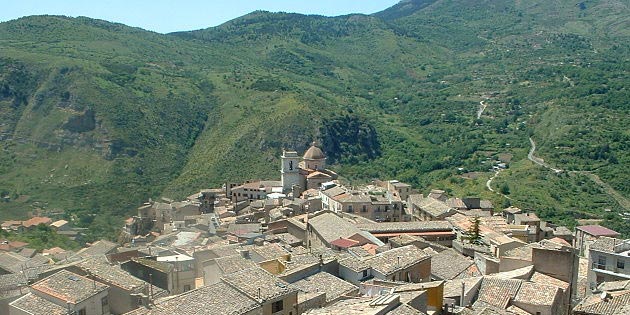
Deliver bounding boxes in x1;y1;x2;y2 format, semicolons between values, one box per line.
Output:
527;137;563;173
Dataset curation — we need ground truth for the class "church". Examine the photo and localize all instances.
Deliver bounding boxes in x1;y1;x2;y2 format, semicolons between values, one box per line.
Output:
281;142;338;195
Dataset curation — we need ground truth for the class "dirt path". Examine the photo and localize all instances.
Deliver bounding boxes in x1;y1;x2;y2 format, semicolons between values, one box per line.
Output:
528;137;629;211
576;171;630;211
477;100;487;119
485;169;512;200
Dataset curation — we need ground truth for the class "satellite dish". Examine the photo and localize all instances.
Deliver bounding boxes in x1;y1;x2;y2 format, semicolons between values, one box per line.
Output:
600;291;611;301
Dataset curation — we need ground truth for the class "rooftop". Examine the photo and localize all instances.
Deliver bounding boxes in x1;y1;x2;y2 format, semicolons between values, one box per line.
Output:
214;254;257;274
339;256;371;273
474;277;521;309
572;289;630;315
125;281;260;315
21;217;52;228
250;243;289;261
576;225;620;237
221;267;296;302
430;249;475;280
513;281;559;306
289;272;358;302
590;236;625;253
308;212;363;245
303;144;326;160
367;245;430;276
409;195;454;217
31;270;108;304
357;221;452;233
9;293;67;315
388;303;427;315
530;272;569;291
72;239;118;258
76;257;158;292
330;238;360;249
302;295;398;315
132;257;174;273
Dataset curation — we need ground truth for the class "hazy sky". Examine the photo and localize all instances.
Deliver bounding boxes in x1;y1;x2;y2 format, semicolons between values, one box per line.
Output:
0;0;401;34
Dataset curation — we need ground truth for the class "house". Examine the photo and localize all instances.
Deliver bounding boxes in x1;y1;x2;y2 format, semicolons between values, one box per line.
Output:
320;185;405;222
9;269;109;315
123;281;262;315
513;213;542;242
221;267;298;315
1;221;23;233
511;281;562;315
408;194;456;221
501;207;522;224
339;245;431;285
74;258;166;314
0;273;29;315
21;217;52;229
575;225;620;257
473;277;522;309
306;212;383;249
587;237;630;287
121;254;195;295
443;277;483;307
203;254;258;285
430;249;480;281
289;271;359;313
71;239;119;260
356;221;455;246
301;294;409;315
49;220;69;231
572;289;630;315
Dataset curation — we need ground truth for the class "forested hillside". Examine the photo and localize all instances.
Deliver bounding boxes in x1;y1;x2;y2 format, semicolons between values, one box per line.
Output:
0;0;628;239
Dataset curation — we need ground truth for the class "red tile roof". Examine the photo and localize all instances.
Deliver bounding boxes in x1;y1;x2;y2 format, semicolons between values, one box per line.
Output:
330;238;360;249
21;217;52;228
576;225;620;237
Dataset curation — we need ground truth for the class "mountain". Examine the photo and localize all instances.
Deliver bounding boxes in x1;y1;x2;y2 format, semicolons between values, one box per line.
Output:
0;0;628;239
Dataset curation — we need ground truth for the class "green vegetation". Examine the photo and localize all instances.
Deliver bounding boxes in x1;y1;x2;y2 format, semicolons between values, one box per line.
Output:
0;224;79;251
0;0;628;240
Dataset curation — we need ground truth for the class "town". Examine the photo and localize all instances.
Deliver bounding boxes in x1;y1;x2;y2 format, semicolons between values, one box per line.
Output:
1;143;628;315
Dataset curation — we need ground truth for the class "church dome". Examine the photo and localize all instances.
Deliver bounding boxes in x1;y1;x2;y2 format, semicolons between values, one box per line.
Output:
303;142;326;160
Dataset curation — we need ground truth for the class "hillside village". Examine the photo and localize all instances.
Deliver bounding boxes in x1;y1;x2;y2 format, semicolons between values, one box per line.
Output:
1;143;629;315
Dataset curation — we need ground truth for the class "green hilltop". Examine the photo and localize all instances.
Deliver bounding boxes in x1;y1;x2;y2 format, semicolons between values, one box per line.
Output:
0;0;628;240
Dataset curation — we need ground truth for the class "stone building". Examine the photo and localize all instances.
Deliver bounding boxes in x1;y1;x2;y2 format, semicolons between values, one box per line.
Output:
281;142;338;195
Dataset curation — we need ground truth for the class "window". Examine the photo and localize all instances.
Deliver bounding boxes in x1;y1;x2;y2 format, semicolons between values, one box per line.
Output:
362;205;367;213
362;270;368;278
347;205;353;213
617;260;625;270
78;309;86;315
272;300;284;313
101;296;108;307
184;284;191;292
597;256;607;269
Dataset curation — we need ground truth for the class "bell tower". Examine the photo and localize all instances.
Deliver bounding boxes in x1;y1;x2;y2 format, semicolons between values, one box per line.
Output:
281;149;301;193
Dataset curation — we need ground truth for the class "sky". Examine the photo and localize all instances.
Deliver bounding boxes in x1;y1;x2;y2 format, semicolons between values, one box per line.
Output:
0;0;401;34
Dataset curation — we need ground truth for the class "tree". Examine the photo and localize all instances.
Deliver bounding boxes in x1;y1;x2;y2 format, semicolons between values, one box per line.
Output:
501;183;511;195
467;216;483;245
